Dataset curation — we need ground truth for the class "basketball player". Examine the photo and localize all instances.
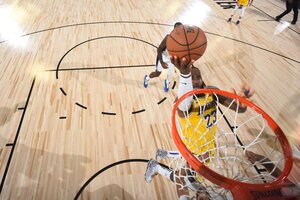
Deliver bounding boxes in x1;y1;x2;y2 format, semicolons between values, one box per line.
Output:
227;0;253;25
143;22;183;92
275;0;299;25
145;56;255;200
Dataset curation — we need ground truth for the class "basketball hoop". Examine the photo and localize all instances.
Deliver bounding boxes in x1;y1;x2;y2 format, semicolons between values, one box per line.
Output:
171;89;293;199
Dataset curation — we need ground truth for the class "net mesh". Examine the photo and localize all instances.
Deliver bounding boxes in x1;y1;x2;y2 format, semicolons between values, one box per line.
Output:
167;91;287;199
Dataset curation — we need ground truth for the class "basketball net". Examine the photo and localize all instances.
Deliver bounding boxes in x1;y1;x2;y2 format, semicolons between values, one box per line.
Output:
169;89;293;200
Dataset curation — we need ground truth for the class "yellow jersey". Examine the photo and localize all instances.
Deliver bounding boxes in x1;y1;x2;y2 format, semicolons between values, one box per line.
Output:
179;94;217;158
238;0;250;6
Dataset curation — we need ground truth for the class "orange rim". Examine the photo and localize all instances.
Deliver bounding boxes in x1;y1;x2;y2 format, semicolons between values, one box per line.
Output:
171;89;293;196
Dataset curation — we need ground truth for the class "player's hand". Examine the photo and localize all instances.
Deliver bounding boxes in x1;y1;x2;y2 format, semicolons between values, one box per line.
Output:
161;62;168;69
229;83;255;108
170;56;194;75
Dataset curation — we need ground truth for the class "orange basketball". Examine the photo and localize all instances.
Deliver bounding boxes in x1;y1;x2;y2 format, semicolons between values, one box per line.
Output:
166;25;207;64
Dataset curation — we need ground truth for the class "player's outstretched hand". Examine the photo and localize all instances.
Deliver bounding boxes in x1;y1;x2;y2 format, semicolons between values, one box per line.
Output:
229;83;255;108
170;56;194;75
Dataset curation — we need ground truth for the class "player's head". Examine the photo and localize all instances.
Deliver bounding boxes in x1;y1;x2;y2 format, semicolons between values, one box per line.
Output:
191;66;203;89
173;22;183;29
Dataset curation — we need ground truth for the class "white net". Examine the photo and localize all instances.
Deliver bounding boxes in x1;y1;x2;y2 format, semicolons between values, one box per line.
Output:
168;90;288;199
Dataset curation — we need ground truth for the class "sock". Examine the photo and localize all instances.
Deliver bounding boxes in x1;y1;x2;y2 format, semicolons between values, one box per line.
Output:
157;165;173;181
146;75;150;81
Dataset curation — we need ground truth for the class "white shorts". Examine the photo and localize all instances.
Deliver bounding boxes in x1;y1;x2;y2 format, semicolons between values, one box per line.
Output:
156;50;174;72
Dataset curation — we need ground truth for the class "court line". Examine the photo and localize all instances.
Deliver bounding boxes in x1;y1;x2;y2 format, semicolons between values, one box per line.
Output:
205;31;300;64
101;112;117;115
0;21;172;44
0;77;36;194
55;36;158;79
132;109;146;114
157;97;167;105
73;159;169;200
252;5;300;35
0;21;298;64
75;102;87;109
45;64;155;72
60;87;67;96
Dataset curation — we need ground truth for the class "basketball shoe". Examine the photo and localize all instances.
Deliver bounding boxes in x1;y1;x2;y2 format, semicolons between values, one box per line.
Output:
164;79;169;92
155;149;168;161
144;75;149;88
145;159;159;183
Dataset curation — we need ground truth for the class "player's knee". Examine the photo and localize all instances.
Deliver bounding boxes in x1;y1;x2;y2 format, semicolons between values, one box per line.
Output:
154;71;161;76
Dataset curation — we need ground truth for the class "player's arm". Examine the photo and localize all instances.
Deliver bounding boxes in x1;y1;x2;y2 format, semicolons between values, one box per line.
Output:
157;35;168;69
218;84;254;113
217;83;255;113
171;56;195;117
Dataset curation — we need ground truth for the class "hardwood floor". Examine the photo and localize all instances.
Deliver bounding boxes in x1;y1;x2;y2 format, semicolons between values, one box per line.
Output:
0;0;299;199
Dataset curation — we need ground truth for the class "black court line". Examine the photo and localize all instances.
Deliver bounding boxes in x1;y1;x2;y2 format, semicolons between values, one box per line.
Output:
60;87;67;96
205;31;300;63
59;116;67;119
0;21;172;44
217;106;265;182
55;36;158;79
252;5;300;35
172;81;176;90
75;103;87;109
221;6;235;9
0;77;36;194
46;64;155;72
132;109;145;114
157;97;167;105
17;107;25;110
0;20;298;64
102;112;117;115
257;19;276;22
5;144;14;147
73;159;169;200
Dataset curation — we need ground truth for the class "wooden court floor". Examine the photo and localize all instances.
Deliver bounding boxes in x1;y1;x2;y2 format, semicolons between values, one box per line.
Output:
0;0;299;199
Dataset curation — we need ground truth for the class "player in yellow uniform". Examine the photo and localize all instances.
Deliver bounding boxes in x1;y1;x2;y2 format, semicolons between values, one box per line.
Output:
145;57;255;200
228;0;253;25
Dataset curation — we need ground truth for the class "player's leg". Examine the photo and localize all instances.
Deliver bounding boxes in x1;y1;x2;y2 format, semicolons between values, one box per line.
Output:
291;1;298;24
236;6;247;25
144;159;174;183
276;2;293;21
162;51;174;92
228;4;238;22
144;56;162;88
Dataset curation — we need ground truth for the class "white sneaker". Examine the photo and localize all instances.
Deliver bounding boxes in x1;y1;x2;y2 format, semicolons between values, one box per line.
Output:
155;149;168;161
144;159;159;183
144;75;149;88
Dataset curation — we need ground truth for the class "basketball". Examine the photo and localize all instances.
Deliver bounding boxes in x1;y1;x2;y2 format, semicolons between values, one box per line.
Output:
166;25;207;63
